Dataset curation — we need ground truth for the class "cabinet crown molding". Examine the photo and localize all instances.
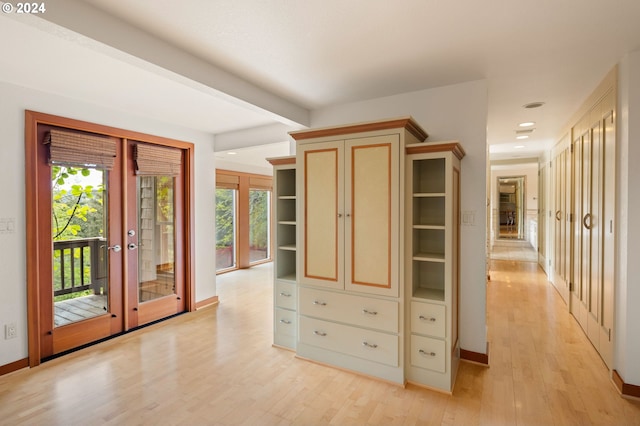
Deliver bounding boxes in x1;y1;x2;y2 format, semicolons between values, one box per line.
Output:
290;117;428;142
267;155;296;166
406;141;465;160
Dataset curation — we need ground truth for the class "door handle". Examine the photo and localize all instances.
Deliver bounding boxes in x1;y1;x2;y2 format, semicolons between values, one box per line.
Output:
583;213;593;230
128;243;138;250
107;244;121;252
555;210;562;221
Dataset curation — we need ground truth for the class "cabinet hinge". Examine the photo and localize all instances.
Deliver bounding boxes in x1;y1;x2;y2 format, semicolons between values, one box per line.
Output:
571;144;574;153
569;281;574;292
608;328;612;341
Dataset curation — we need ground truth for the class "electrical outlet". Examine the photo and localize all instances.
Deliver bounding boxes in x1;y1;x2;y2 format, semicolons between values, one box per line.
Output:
5;323;17;339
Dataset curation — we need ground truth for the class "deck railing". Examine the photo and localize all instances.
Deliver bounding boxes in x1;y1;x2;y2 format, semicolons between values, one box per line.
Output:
53;237;108;298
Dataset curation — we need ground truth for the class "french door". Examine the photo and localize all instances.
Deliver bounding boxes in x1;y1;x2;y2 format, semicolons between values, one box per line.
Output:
26;112;192;364
125;140;185;327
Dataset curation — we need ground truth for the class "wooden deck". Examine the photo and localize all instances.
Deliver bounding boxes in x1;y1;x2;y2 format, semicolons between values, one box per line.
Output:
54;294;108;327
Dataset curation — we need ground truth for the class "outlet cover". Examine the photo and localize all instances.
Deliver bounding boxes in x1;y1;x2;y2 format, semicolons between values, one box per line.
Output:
5;323;17;339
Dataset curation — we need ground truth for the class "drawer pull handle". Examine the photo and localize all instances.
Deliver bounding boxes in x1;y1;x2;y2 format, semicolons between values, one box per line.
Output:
419;349;436;357
313;300;327;306
279;319;291;324
279;292;291;297
362;309;378;316
313;330;327;337
419;315;437;322
362;341;378;349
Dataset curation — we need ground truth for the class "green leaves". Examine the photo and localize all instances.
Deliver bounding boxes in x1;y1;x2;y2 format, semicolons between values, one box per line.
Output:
51;166;104;240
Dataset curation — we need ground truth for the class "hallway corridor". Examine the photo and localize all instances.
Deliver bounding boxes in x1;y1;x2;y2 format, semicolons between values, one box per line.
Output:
484;259;640;424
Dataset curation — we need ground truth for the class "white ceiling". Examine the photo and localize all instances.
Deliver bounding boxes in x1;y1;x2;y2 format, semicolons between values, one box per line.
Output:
2;0;640;165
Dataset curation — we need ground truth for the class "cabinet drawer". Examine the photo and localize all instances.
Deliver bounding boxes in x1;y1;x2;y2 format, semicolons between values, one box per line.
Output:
410;335;446;373
410;301;445;338
275;281;296;310
275;308;296;337
299;316;399;366
299;287;398;333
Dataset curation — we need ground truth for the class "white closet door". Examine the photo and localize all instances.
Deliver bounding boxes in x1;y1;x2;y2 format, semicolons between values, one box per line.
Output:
600;107;615;368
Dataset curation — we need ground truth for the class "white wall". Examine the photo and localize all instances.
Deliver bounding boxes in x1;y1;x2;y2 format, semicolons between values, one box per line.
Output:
616;51;640;385
0;81;217;367
312;80;489;355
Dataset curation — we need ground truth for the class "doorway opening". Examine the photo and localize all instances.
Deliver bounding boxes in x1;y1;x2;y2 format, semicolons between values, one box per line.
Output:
497;176;526;240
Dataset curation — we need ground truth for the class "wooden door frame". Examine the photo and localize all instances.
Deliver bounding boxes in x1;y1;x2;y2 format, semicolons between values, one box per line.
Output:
25;110;195;367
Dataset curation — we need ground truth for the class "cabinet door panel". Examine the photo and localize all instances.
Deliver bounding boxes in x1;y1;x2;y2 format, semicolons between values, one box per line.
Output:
301;142;343;289
345;136;399;297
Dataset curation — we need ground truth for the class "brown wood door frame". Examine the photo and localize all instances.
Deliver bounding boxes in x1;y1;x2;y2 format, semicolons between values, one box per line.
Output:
25;110;195;367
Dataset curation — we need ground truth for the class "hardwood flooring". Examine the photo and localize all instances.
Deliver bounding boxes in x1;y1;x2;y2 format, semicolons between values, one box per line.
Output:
1;260;640;425
490;239;539;262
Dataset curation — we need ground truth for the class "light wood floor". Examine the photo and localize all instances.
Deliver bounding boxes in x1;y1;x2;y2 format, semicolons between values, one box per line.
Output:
489;240;538;262
2;260;640;425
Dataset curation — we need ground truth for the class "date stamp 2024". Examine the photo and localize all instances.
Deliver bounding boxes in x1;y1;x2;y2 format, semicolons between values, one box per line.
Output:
2;2;47;14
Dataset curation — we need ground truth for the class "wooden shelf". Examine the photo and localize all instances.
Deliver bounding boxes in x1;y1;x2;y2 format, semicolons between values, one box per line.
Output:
278;221;296;226
278;195;296;200
413;193;445;198
413;225;445;230
413;252;445;262
278;244;297;251
277;273;296;283
413;287;445;302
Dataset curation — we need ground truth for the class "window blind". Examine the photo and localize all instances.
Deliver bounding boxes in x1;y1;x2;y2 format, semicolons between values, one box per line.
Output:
249;176;272;190
134;143;182;176
216;173;239;190
45;129;117;169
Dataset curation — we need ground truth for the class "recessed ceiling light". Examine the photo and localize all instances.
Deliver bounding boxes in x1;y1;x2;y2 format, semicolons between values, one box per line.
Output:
227;151;237;155
514;145;525;149
519;121;536;127
523;102;545;109
516;135;529;140
516;128;535;134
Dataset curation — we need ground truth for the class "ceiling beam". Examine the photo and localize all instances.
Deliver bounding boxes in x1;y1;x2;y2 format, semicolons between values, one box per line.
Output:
36;0;310;128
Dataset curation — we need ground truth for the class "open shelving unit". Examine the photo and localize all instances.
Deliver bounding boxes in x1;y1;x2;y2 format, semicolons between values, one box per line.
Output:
405;142;464;393
411;158;447;301
268;157;298;350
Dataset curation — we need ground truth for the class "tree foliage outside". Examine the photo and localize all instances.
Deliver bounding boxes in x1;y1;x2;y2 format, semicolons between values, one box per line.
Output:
51;166;106;301
216;188;235;249
249;189;269;253
52;165;105;240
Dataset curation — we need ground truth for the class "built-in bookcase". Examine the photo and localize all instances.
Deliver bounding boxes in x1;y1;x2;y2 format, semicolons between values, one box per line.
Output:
268;157;297;350
411;157;447;301
405;142;464;393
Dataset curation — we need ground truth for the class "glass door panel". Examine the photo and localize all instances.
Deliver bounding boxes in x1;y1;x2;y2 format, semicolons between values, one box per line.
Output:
216;188;237;271
249;189;270;263
51;166;109;327
138;176;176;302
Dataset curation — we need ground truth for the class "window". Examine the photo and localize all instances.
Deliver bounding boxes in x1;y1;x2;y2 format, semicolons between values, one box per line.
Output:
216;188;237;271
249;189;270;263
215;170;272;272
